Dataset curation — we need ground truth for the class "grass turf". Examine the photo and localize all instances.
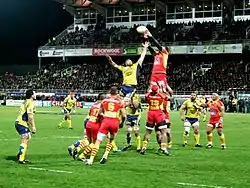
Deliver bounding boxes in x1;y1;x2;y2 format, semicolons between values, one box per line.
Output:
0;106;250;188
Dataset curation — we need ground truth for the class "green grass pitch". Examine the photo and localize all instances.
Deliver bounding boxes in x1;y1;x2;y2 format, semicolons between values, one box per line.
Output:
0;106;250;188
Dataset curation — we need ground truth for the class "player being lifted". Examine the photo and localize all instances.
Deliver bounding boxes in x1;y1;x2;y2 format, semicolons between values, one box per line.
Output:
86;87;126;165
206;93;226;149
58;90;77;129
179;93;202;147
140;85;170;156
122;93;142;152
106;42;148;98
143;30;173;94
15;90;37;164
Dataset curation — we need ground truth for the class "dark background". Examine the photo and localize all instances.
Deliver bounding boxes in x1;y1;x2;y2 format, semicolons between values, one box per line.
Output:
0;0;72;65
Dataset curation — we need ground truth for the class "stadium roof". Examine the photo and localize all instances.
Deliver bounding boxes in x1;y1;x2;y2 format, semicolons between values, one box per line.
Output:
54;0;189;7
54;0;233;16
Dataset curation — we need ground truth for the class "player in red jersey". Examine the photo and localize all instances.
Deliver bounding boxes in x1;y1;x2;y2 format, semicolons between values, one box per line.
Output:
86;86;126;165
206;93;226;149
154;91;172;150
72;93;106;161
143;30;173;94
140;85;170;156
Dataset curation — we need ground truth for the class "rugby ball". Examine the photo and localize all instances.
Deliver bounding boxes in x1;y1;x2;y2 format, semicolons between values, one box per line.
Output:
136;26;147;33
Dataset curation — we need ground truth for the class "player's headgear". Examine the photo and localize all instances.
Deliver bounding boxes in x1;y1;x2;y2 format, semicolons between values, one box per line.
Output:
25;89;34;99
110;86;118;95
98;93;106;100
151;85;159;92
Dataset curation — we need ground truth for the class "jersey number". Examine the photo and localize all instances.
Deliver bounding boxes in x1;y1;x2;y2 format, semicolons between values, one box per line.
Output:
91;109;99;116
150;100;159;106
108;103;115;111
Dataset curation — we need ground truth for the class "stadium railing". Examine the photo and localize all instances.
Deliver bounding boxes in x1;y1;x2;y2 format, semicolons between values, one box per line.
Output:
38;39;249;50
0;89;229;96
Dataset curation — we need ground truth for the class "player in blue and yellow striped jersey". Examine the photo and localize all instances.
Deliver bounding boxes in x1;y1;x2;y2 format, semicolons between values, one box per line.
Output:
15;90;37;164
198;95;207;122
58;90;77;129
106;42;148;98
122;93;142;152
179;93;202;147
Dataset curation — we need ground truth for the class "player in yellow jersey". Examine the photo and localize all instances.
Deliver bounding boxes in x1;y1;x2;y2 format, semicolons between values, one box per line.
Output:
198;95;207;122
179;93;202;147
58;90;77;129
106;42;148;98
15;90;36;164
122;93;142;152
67;115;89;156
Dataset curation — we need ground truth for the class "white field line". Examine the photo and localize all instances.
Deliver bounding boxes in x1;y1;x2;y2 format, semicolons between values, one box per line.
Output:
27;168;231;188
29;167;73;174
177;182;229;188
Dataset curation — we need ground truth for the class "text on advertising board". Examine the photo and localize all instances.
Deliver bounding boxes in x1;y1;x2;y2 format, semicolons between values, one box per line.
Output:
92;48;122;56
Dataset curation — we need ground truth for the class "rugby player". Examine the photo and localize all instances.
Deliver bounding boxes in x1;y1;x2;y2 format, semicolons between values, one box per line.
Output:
73;93;106;161
179;93;202;147
198;95;207;122
206;93;226;149
58;90;77;129
106;42;148;98
140;85;170;156
86;86;126;165
143;30;173;94
67;115;89;157
15;89;36;164
122;93;142;152
155;91;172;149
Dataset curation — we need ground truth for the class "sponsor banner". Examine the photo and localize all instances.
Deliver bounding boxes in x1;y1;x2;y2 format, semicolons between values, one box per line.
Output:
51;101;83;108
82;102;94;108
187;46;204;54
224;44;242;53
64;49;92;56
38;50;64;57
38;49;92;57
204;45;224;54
123;47;138;55
6;100;51;107
92;48;122;56
170;46;187;54
137;46;158;55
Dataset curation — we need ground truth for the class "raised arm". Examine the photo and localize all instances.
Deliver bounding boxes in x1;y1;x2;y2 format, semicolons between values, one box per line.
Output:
137;42;149;66
148;46;156;55
105;55;119;69
145;30;163;52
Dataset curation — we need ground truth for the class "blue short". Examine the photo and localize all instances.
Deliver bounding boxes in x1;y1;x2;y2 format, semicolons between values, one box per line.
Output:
64;108;71;114
83;118;89;129
15;121;30;135
120;85;136;98
126;115;140;127
186;118;199;125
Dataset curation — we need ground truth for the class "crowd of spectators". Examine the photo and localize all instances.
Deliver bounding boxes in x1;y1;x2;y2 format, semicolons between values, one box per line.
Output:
48;20;250;47
1;55;249;92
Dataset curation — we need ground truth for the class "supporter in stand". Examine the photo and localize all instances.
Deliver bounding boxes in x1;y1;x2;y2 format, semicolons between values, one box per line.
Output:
1;55;250;92
47;21;250;47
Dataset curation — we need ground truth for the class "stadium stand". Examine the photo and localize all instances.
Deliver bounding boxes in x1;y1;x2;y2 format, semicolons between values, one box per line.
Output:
1;55;249;91
47;21;250;47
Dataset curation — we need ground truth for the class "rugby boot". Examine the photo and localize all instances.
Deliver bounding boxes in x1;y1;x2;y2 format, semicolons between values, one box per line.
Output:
195;144;202;148
206;144;213;149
